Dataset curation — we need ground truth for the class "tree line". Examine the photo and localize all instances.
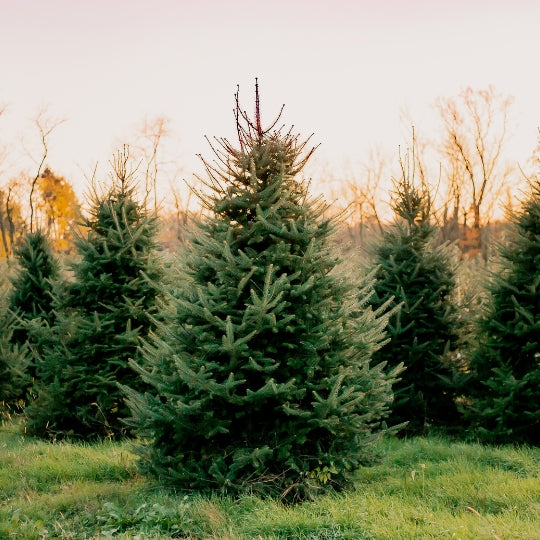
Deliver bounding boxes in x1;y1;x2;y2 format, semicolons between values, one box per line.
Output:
0;84;538;502
0;86;530;262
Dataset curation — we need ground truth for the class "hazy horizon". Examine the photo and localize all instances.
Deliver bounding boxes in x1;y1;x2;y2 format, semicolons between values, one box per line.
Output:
1;0;539;207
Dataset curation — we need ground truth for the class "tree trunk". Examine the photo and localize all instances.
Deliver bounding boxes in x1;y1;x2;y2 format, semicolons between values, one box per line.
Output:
0;192;9;257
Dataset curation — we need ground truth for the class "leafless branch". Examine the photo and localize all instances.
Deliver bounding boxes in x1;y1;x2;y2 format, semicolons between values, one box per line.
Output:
436;86;513;254
29;108;66;232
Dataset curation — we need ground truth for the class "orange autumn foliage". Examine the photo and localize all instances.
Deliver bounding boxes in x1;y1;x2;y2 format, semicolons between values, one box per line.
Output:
37;168;81;253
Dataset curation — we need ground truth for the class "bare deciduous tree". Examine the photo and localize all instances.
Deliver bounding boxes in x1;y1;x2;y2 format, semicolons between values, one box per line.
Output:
0;177;25;257
0;190;9;256
0;105;7;173
436;86;514;255
0;106;8;256
27;108;66;233
341;147;390;245
131;116;171;213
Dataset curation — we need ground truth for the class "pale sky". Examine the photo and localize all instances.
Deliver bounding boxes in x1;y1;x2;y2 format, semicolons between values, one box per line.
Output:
1;0;540;203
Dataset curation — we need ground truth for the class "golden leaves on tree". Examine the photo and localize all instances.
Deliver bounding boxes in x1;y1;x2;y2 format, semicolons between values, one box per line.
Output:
37;168;80;253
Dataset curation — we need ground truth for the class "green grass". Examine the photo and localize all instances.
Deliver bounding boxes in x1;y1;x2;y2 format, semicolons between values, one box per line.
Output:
0;419;538;539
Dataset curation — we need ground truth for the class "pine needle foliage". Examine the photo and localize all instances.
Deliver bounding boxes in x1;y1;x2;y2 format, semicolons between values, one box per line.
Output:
9;230;59;329
0;304;30;410
369;156;462;435
25;148;162;440
123;83;401;501
8;230;59;398
468;179;540;444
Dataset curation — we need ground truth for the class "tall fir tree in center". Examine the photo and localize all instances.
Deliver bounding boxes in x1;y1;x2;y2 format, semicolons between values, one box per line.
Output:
123;83;402;501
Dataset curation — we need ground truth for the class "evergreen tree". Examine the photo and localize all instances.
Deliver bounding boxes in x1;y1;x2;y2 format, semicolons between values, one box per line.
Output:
0;302;30;411
25;148;162;440
369;160;462;435
123;84;401;501
9;230;59;324
7;229;59;404
467;179;540;445
9;230;59;354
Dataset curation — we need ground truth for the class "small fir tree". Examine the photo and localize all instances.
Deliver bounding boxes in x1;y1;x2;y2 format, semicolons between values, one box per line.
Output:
9;230;59;327
8;230;60;392
25;148;162;440
369;157;462;435
468;179;540;445
123;84;402;501
0;302;30;411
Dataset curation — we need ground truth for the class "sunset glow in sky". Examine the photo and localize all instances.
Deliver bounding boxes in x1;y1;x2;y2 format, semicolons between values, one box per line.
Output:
1;0;540;202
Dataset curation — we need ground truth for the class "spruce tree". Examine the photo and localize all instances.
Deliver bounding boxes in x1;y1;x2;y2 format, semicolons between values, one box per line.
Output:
123;84;401;501
9;230;59;327
8;230;59;393
0;301;30;411
25;148;162;440
369;161;462;435
468;179;540;445
2;236;51;411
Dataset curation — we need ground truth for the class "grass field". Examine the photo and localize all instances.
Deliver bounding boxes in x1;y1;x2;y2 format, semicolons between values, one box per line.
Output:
0;418;538;539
